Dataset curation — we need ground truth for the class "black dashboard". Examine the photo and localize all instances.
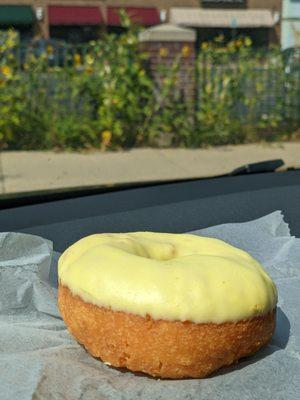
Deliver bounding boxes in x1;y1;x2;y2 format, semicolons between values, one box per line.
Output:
0;170;299;252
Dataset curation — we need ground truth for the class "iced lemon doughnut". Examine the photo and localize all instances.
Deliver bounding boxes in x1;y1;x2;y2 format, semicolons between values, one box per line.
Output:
58;232;277;379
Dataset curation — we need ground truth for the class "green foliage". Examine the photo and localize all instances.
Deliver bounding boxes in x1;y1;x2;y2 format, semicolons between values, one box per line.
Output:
0;26;299;151
195;36;299;146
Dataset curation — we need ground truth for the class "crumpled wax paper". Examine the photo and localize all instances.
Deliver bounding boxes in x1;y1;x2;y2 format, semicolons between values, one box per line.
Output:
0;211;299;400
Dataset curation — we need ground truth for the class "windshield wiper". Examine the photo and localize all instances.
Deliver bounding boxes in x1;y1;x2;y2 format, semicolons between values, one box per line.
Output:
229;159;284;176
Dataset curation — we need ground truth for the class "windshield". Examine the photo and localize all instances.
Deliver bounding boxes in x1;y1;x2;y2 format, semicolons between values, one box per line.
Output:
0;4;299;198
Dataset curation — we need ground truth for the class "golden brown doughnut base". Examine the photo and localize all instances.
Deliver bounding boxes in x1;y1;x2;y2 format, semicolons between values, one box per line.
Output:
58;285;276;379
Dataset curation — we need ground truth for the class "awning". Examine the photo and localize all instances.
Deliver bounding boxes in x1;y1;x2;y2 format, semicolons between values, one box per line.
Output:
170;8;276;28
0;5;34;25
107;7;160;26
48;6;104;26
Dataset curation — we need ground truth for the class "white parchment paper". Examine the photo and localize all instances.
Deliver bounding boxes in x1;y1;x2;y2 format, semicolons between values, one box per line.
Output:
0;211;299;400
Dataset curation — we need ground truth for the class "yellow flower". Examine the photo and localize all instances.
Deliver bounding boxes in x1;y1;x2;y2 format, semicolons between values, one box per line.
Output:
181;45;191;57
244;37;252;47
173;76;179;85
6;38;15;49
201;42;209;50
256;82;264;92
0;65;12;79
112;98;119;105
125;37;134;45
7;29;18;44
159;47;168;57
73;54;81;65
102;130;112;146
46;45;53;55
215;34;225;43
85;66;93;75
85;54;94;65
29;54;37;64
205;83;212;94
227;42;236;52
139;69;145;77
235;39;243;47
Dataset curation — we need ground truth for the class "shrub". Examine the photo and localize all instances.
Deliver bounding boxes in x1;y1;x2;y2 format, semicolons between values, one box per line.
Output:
0;22;298;151
195;36;299;146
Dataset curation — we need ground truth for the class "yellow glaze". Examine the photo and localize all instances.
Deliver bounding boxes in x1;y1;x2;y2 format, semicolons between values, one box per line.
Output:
58;232;277;323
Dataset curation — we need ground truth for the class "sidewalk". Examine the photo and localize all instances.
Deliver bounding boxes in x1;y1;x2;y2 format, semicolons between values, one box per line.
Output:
0;142;299;195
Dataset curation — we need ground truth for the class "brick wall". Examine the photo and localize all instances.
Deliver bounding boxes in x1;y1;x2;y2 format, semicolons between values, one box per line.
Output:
141;40;196;102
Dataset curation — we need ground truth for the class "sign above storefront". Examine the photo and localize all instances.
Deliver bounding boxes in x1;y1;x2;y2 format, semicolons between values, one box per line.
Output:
202;0;246;8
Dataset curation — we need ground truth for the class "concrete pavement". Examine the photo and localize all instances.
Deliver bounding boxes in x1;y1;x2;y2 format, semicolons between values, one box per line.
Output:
0;142;299;194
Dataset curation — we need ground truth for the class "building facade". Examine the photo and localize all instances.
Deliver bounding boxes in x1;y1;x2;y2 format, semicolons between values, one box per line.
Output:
170;1;282;46
0;0;282;45
281;0;300;49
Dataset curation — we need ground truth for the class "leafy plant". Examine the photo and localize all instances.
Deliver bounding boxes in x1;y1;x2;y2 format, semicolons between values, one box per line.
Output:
0;24;298;151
